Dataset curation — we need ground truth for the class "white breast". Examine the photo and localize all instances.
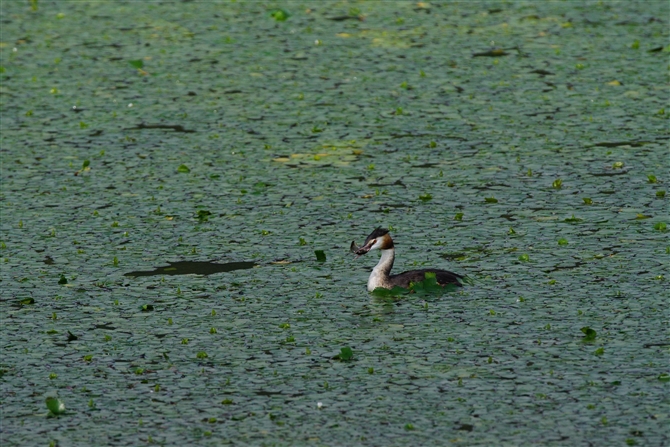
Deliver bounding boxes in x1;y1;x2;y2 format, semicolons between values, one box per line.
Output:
367;269;384;291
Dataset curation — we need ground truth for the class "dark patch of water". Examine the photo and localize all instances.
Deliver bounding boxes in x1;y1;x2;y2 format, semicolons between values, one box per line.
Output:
127;123;196;133
92;323;116;331
124;261;257;277
473;49;510;57
591;141;650;148
591;169;630;177
529;69;555;76
544;260;587;273
255;390;282;396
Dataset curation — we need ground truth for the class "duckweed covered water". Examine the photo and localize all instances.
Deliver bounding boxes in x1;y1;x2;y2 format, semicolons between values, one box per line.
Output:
1;2;668;445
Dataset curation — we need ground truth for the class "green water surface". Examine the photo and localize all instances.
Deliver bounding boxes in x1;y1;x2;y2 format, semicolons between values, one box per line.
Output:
1;1;668;445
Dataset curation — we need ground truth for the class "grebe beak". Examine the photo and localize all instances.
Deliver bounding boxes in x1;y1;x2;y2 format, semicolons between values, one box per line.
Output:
351;239;374;258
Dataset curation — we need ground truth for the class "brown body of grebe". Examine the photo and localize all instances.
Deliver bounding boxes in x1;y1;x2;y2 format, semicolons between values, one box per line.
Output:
352;228;463;292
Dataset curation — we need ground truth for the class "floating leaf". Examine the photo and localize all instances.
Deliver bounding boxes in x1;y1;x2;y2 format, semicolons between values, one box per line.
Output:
196;210;212;222
46;397;66;415
270;9;290;21
410;272;443;292
581;327;597;341
252;182;269;194
658;373;670;382
177;164;190;173
128;60;144;69
372;285;411;297
338;347;353;361
484;197;498;203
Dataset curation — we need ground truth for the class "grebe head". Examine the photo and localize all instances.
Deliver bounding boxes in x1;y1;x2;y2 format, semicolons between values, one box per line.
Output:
351;227;394;257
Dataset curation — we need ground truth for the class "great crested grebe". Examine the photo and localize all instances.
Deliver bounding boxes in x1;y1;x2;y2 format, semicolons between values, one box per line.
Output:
352;227;462;291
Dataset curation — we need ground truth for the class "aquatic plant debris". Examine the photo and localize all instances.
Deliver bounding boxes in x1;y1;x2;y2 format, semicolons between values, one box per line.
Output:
371;272;462;297
314;250;326;262
1;1;667;445
45;397;66;416
336;346;354;361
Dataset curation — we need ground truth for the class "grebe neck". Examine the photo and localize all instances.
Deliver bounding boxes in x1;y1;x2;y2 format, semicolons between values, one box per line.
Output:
368;248;395;291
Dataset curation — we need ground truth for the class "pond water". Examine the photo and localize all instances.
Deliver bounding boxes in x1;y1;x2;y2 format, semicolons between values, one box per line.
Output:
1;1;667;445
